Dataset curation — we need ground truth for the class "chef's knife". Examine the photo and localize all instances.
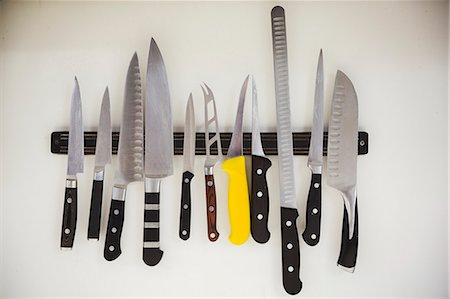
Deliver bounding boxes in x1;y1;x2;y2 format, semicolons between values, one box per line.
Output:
250;77;272;244
144;38;173;266
104;53;144;261
222;75;250;245
202;83;221;242
302;50;324;246
271;6;302;294
327;70;359;272
61;77;84;249
88;87;112;240
179;94;195;240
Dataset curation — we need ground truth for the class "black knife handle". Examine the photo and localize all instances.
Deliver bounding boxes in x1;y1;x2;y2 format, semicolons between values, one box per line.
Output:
104;199;125;261
302;173;322;246
143;192;164;266
179;171;194;240
280;207;302;295
205;174;219;242
61;180;78;248
338;200;359;271
88;179;104;240
250;155;272;244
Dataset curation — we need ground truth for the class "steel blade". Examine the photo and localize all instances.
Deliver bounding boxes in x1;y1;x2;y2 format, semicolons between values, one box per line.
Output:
227;75;249;158
94;87;112;168
67;77;84;177
202;83;221;168
183;93;195;173
145;38;173;178
251;77;265;157
114;52;144;186
307;49;324;173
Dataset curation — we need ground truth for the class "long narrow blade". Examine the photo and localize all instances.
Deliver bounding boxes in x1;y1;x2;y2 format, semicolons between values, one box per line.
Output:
202;83;221;168
183;94;195;173
227;75;249;158
67;77;84;177
272;6;296;209
145;38;173;178
94;87;112;167
251;77;265;157
307;50;324;172
115;53;144;185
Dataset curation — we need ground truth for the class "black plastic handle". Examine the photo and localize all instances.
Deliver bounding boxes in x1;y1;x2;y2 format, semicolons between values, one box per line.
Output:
338;200;359;271
143;192;164;266
302;173;322;246
104;199;125;261
61;184;78;248
179;171;194;240
280;207;302;295
250;155;272;244
88;179;104;240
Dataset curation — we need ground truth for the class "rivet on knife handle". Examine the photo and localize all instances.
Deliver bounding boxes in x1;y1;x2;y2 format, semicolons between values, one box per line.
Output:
205;174;219;241
61;179;78;248
179;171;194;240
302;173;322;245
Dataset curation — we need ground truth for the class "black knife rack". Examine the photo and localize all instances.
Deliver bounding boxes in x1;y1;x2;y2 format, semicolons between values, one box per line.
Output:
51;131;369;156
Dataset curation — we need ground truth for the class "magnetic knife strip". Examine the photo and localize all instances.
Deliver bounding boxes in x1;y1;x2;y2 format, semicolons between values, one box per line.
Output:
51;131;369;156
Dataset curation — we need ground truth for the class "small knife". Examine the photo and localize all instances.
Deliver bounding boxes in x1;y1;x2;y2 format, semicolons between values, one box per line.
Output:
202;83;221;242
61;77;84;249
144;38;174;266
179;94;195;240
104;53;144;261
88;87;112;240
250;77;272;244
222;75;250;245
327;70;359;272
302;50;324;246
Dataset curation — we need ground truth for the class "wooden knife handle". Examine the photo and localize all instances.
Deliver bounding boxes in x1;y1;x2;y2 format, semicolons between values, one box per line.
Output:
338;200;359;272
88;179;104;240
179;171;194;240
205;174;219;241
143;192;164;266
302;173;322;246
104;199;125;261
61;179;78;248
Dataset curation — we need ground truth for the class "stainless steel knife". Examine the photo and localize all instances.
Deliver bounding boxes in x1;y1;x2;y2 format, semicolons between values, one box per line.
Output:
61;77;84;249
202;83;221;242
327;70;359;272
144;38;173;266
179;94;195;241
250;76;272;244
104;53;144;261
88;87;112;240
271;6;302;295
302;50;324;246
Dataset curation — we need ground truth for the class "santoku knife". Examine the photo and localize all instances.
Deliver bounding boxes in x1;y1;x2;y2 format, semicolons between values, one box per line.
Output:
61;77;84;249
144;38;174;266
88;87;112;240
327;70;359;272
104;53;144;261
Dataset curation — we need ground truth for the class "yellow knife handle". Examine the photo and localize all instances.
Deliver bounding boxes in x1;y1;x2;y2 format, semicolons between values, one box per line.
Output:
222;156;250;245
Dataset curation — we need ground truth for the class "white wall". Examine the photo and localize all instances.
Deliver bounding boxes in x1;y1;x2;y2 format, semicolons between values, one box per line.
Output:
1;1;448;298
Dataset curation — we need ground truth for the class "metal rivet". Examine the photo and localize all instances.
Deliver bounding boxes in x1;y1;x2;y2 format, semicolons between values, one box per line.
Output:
111;227;117;233
182;230;187;236
360;140;365;146
109;245;115;251
64;228;70;234
311;234;317;240
287;243;293;250
257;191;263;198
209;206;215;212
257;214;263;220
183;204;188;210
210;233;216;239
67;198;72;204
287;266;294;273
312;208;318;215
286;220;292;227
207;181;213;187
114;209;119;215
184;178;190;183
256;169;263;175
314;183;320;188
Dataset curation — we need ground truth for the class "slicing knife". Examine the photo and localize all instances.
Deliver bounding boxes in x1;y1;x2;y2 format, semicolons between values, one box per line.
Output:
104;53;144;261
88;87;112;240
61;77;84;249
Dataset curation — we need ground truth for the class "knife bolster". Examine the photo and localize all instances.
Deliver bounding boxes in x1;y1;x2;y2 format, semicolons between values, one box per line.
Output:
112;186;126;201
93;169;104;180
145;177;161;193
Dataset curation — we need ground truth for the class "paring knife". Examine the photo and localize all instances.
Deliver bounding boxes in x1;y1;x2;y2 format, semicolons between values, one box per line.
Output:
179;94;195;240
271;6;302;295
88;87;112;240
222;75;250;245
250;77;272;244
302;50;324;246
144;38;173;266
202;83;221;242
104;53;144;261
327;70;359;272
61;77;84;249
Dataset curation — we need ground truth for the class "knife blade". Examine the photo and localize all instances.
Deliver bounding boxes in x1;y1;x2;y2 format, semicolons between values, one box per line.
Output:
88;87;112;240
327;70;359;272
202;83;221;242
222;75;250;245
61;77;84;249
271;6;302;295
250;77;272;244
179;94;195;240
104;52;144;261
144;38;173;266
302;50;324;246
